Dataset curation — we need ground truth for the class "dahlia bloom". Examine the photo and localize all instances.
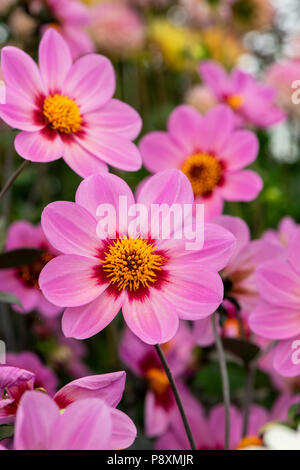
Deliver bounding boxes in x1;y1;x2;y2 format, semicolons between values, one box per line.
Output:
199;60;285;128
140;106;262;221
0;221;61;316
156;394;296;450
89;2;145;57
41;0;94;60
120;323;194;436
266;60;300;118
13;390;136;450
39;170;235;344
0;360;127;425
262;216;298;250
0;29;142;177
249;227;300;341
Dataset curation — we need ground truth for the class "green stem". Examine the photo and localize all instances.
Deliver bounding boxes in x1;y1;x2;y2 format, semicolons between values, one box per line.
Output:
0;160;29;204
155;344;197;450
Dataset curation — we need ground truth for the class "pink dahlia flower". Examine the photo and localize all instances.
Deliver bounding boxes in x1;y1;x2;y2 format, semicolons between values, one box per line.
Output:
250;227;300;341
156;394;296;450
120;323;194;436
39;170;236;344
45;0;94;60
0;221;61;316
13;390;136;450
199;60;285;128
0;29;142;177
139;105;262;220
89;2;145;57
0;361;128;426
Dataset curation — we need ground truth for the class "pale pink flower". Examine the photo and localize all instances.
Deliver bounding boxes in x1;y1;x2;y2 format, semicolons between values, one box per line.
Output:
262;216;298;250
39;170;235;344
199;60;286;128
90;2;145;57
120;323;194;436
139;105;262;220
266;60;300;118
14;390;136;450
0;29;142;177
0;221;61;316
184;84;218;115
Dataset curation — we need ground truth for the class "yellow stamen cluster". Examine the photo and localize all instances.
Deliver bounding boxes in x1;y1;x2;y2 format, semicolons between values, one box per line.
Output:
102;237;164;292
43;94;82;134
226;94;244;111
181;153;222;196
146;368;170;395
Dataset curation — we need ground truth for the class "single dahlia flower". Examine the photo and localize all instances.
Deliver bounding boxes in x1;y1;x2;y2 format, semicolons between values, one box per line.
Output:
39;169;235;344
0;29;142;177
13;390;136;450
0;221;61;316
139;105;262;220
199;60;285;128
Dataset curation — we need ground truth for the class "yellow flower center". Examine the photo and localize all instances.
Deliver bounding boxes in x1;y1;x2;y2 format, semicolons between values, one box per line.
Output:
226;94;244;110
43;94;82;134
146;368;170;395
236;435;263;450
181;153;222;196
102;237;165;292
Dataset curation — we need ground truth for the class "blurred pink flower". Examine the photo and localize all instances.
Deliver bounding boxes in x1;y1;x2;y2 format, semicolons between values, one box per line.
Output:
14;390;136;450
43;0;94;60
90;2;145;57
184;84;217;115
250;228;300;345
140;105;262;220
266;60;300;118
199;60;285;128
0;29;142;176
156;394;297;450
39;170;235;344
262;216;298;250
0;221;61;316
120;323;194;436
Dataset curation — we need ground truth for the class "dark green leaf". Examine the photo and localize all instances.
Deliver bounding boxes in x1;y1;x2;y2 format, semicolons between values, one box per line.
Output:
222;337;260;364
0;424;14;440
0;248;44;269
0;291;22;307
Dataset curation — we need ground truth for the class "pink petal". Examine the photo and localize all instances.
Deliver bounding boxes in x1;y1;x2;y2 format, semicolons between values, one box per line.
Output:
110;408;137;450
193;316;216;346
145;391;169;437
86;99;142;140
41;201;100;257
256;259;300;309
199;60;228;98
195;192;224;221
137;169;193;207
249;302;300;339
219;170;263;201
213;215;249;270
0;88;43;132
62;290;123;339
55;371;125;409
220;130;259;171
62;139;108;177
14;130;63;163
39;255;104;307
75;172;134;218
167;105;203;154
62;54;115;113
39;29;72;94
1;46;45;101
5;221;42;250
14;391;59;450
273;338;300;377
139;131;185;173
198;105;235;154
0;366;35;392
52;398;112;450
164;268;223;320
122;290;179;345
76;130;142;171
287;228;300;276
